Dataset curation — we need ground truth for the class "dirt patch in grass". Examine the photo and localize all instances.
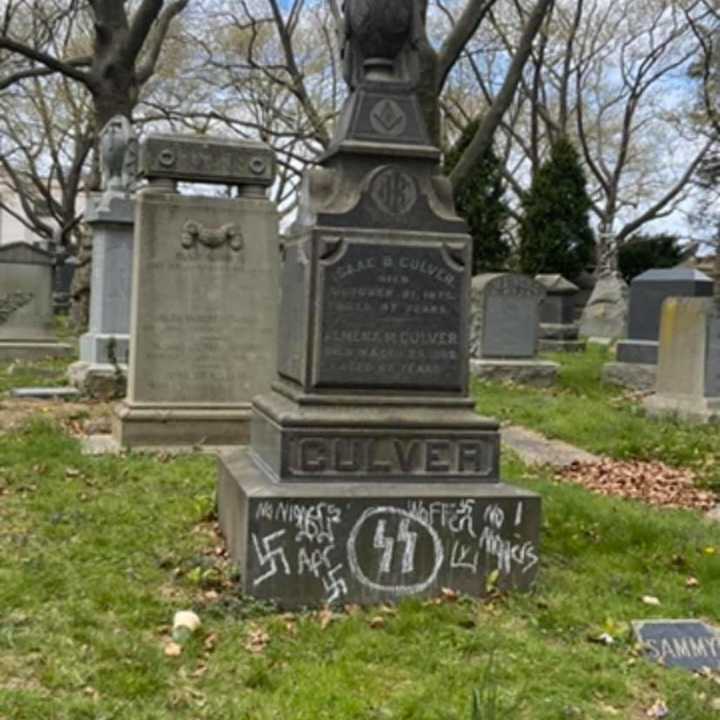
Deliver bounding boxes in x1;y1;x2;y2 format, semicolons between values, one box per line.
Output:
0;398;112;435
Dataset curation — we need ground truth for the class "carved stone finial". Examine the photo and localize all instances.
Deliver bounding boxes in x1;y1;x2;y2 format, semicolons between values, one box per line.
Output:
342;0;422;87
99;115;138;194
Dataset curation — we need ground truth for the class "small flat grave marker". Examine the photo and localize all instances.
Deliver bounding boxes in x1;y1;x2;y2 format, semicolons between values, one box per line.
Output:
632;619;720;671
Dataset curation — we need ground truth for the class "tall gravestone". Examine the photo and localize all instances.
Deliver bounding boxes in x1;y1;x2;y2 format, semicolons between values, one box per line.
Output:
69;116;137;397
217;2;540;608
469;273;558;387
603;268;713;390
644;297;720;423
112;134;279;448
535;274;585;352
0;243;72;361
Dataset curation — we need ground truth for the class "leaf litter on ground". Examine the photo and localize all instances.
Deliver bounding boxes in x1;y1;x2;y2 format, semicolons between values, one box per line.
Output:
557;459;716;511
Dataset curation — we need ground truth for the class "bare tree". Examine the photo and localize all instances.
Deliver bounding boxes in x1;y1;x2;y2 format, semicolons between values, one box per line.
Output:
0;0;190;128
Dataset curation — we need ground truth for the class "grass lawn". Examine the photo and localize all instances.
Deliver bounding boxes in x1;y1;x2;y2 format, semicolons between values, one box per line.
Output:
473;345;720;490
1;417;720;719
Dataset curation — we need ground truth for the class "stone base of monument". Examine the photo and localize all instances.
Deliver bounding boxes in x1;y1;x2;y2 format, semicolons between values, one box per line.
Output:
217;448;540;608
112;401;251;449
79;332;129;367
538;323;586;352
538;338;587;353
616;339;658;365
644;393;720;424
0;340;73;362
470;359;559;388
601;361;656;391
68;361;127;399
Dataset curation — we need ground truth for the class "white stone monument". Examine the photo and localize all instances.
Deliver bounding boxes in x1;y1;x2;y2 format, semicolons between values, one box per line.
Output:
69;115;136;397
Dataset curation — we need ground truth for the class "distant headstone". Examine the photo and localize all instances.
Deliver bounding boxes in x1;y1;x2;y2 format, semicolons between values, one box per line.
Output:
579;272;628;341
644;297;720;423
68;116;137;398
112;134;279;448
535;274;585;353
0;242;72;362
470;273;558;386
53;254;77;315
633;619;720;671
605;269;714;391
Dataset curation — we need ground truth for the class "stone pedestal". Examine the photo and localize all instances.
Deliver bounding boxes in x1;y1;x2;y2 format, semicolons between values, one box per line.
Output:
219;449;539;607
605;269;712;390
69;193;134;397
218;33;540;606
113;135;279;448
0;243;72;362
469;273;558;386
579;272;628;341
644;298;720;423
535;274;585;353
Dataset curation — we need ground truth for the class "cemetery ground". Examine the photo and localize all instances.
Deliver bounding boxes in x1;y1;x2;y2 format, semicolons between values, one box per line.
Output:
1;349;720;719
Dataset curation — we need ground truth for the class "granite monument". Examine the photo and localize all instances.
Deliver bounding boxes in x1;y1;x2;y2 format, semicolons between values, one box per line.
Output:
69;116;137;397
217;0;541;607
0;243;72;361
469;273;558;386
112;134;279;448
603;268;712;390
535;273;585;352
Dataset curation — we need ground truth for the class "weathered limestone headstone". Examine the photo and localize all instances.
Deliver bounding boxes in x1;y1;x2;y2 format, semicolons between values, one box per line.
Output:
217;2;540;608
0;243;72;361
535;274;585;352
112;134;279;448
643;297;720;423
69;116;137;397
603;268;712;390
469;273;558;387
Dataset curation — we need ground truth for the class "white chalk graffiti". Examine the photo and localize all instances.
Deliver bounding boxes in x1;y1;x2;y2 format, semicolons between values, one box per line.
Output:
347;507;444;594
322;563;349;604
477;526;538;575
250;498;538;599
251;529;291;587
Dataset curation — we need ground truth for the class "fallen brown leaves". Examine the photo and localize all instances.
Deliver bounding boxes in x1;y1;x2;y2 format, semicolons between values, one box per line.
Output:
557;459;716;511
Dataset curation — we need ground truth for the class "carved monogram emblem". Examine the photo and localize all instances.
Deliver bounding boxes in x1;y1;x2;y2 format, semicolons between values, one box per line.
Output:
370;99;407;137
0;290;33;325
181;220;244;252
370;167;417;215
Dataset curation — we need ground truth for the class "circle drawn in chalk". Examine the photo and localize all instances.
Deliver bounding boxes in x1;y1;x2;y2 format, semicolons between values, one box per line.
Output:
159;149;176;168
369;167;417;216
250;157;267;175
369;99;407;137
346;507;444;595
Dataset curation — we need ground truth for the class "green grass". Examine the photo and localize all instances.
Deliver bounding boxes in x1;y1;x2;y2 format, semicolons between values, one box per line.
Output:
473;345;720;489
0;357;72;394
1;421;720;718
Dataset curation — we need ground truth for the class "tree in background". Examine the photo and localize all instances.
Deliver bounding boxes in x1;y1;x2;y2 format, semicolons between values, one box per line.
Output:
519;136;595;278
618;233;683;283
443;119;510;273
